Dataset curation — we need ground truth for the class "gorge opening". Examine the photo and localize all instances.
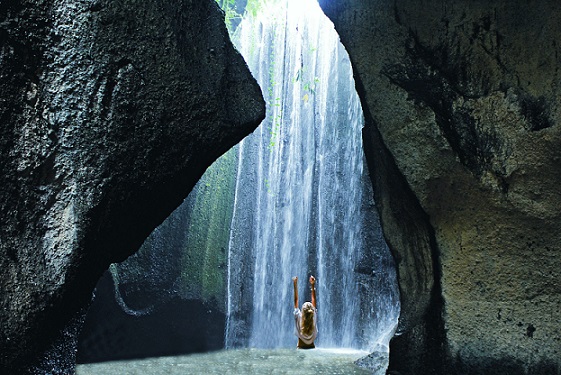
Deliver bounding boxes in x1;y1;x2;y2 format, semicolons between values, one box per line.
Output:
78;0;400;372
222;0;400;351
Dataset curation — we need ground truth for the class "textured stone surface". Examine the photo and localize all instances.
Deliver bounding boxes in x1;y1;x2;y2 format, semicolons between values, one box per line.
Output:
76;272;226;363
319;0;561;374
77;152;238;362
0;0;264;373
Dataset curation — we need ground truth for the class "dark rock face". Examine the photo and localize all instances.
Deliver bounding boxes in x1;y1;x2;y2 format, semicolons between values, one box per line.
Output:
76;272;225;363
319;0;561;374
0;0;264;373
77;153;237;363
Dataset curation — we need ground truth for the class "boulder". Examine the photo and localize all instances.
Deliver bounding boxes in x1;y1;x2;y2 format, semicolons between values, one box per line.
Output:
319;0;561;373
0;0;264;373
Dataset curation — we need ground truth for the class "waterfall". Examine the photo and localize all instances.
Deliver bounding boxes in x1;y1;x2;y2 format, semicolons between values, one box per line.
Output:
224;0;399;351
87;0;400;359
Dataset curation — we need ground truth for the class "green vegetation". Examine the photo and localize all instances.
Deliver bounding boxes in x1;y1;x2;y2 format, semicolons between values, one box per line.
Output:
215;0;289;154
216;0;285;32
114;147;239;312
216;0;242;32
179;149;238;306
216;0;281;18
294;63;320;99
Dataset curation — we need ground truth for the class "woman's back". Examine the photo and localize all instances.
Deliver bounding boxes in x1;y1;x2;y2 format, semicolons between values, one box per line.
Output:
292;276;317;349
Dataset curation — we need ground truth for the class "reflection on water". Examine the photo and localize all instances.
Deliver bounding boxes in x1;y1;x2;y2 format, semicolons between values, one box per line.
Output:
76;348;374;375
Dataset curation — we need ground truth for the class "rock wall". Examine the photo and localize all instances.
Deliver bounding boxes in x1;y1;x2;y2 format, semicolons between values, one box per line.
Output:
77;151;238;362
0;0;264;373
319;0;561;374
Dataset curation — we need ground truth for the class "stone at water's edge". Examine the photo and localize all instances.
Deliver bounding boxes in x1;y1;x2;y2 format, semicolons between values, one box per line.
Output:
319;0;561;374
0;0;265;373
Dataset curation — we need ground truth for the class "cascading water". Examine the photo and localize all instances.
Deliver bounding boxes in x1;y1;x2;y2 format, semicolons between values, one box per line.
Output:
82;0;400;365
224;0;399;351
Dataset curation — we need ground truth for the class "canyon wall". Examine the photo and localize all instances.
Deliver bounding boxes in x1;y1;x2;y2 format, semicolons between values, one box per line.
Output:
77;154;237;362
0;0;264;373
319;0;561;374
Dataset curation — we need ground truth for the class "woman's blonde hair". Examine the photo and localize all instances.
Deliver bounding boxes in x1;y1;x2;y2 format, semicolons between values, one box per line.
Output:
301;302;315;336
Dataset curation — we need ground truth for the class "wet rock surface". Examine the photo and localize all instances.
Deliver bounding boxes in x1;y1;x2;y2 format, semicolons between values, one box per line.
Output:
77;272;225;363
77;154;236;363
319;0;561;374
0;0;264;373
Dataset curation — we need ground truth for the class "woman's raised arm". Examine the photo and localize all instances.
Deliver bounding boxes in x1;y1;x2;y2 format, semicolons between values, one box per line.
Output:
309;275;316;308
292;276;299;309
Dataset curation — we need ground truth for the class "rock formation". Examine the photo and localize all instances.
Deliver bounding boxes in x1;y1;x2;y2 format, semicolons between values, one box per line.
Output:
319;0;561;374
77;154;237;362
0;0;264;373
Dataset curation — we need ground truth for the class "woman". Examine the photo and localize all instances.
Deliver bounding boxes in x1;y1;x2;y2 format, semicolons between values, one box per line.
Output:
292;275;318;349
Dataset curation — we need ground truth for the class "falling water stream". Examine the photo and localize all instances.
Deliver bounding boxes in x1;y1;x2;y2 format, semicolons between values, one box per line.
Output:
78;0;400;373
224;0;399;352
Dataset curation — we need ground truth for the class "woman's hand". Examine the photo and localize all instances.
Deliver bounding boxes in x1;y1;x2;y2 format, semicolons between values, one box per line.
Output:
309;275;317;308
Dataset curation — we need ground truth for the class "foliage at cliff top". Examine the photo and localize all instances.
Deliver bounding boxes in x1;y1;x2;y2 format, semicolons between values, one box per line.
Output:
216;0;286;30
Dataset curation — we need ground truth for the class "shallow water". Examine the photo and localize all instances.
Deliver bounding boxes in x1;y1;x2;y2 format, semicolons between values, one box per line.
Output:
76;348;373;375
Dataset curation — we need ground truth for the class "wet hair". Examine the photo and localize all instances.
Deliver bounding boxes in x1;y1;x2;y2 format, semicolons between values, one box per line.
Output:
301;302;315;336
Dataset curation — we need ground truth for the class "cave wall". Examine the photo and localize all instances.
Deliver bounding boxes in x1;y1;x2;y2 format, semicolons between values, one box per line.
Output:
0;0;264;373
319;0;561;374
77;151;238;362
